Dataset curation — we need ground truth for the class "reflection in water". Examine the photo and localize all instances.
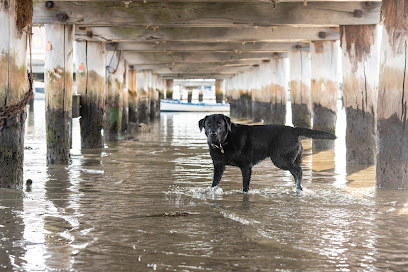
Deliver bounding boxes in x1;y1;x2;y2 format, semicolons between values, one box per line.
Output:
0;99;407;270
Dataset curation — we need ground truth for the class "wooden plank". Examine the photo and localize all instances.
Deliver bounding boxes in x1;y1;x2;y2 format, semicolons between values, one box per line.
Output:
106;41;309;52
77;26;339;42
33;1;381;26
131;60;266;71
124;51;288;65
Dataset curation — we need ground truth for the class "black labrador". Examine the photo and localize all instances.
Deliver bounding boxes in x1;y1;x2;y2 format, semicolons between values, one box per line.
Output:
199;114;336;194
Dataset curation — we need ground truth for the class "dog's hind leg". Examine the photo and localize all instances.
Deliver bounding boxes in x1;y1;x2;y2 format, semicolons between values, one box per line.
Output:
240;166;252;192
289;166;303;195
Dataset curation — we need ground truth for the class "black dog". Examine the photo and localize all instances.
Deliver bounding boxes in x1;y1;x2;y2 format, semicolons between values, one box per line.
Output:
199;114;336;194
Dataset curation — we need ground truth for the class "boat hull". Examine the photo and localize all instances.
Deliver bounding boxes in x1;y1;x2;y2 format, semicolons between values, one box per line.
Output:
160;100;230;112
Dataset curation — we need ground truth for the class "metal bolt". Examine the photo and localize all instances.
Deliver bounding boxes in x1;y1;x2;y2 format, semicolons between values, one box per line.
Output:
45;1;54;8
86;31;94;38
353;9;363;18
318;31;327;39
56;13;68;22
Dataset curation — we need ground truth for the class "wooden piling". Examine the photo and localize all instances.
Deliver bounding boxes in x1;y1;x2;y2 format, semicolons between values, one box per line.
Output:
45;24;74;164
289;50;312;128
166;79;174;100
269;55;287;125
377;0;408;189
128;69;138;123
311;41;339;149
340;25;378;165
122;64;129;133
252;66;268;122
105;50;124;140
149;74;160;120
215;79;225;103
136;71;150;123
75;41;105;148
0;0;31;188
226;74;240;117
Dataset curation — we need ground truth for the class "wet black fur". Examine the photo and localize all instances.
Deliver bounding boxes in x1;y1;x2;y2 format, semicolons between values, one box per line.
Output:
199;114;336;193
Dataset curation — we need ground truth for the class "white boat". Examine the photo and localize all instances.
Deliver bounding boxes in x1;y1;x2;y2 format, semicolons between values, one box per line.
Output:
160;99;230;112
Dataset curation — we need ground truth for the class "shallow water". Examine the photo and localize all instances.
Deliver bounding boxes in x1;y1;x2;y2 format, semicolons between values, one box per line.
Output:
1;100;408;271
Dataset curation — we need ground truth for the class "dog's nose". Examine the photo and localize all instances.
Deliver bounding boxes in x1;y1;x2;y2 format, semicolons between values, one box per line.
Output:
210;132;217;137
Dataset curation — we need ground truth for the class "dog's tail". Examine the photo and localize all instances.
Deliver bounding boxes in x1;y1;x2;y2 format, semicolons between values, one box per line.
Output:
294;127;336;140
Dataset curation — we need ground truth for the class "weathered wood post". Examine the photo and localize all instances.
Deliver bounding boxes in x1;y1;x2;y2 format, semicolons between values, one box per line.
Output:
75;41;105;148
340;25;378;165
269;54;287;125
215;79;225;103
226;74;240;116
311;41;339;149
136;71;150;123
128;68;137;123
122;64;129;133
166;79;174;100
237;72;249;118
105;50;124;140
45;24;74;164
289;49;312;128
0;0;32;188
377;0;408;189
150;73;160;120
252;65;268;122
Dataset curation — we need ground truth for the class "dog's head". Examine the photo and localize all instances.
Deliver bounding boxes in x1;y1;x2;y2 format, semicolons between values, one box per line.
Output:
199;114;232;144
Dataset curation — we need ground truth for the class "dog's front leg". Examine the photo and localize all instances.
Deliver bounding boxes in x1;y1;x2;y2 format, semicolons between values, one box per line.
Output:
240;166;252;192
212;162;225;187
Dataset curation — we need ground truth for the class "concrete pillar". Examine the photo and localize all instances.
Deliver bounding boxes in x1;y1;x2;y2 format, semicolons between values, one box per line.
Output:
136;71;150;123
215;79;225;103
105;50;125;140
45;24;74;164
75;41;105;148
340;25;378;165
129;69;137;123
377;0;408;189
311;41;339;149
166;79;174;100
269;55;287;125
289;50;312;128
0;0;31;188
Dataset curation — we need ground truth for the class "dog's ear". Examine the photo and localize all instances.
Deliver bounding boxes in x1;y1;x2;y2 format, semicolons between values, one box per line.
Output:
223;115;232;132
198;116;207;132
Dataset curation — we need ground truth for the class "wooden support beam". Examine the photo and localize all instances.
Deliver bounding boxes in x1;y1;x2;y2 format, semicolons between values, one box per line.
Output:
75;40;105;148
106;41;309;52
341;25;378;165
269;57;288;124
131;60;266;71
377;0;408;189
310;40;339;149
0;0;31;189
122;64;129;133
45;24;74;164
124;51;288;66
289;50;312;128
33;1;381;26
77;26;339;43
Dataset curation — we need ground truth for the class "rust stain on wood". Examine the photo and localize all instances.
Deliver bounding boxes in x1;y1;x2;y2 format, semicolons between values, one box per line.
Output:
313;41;324;53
